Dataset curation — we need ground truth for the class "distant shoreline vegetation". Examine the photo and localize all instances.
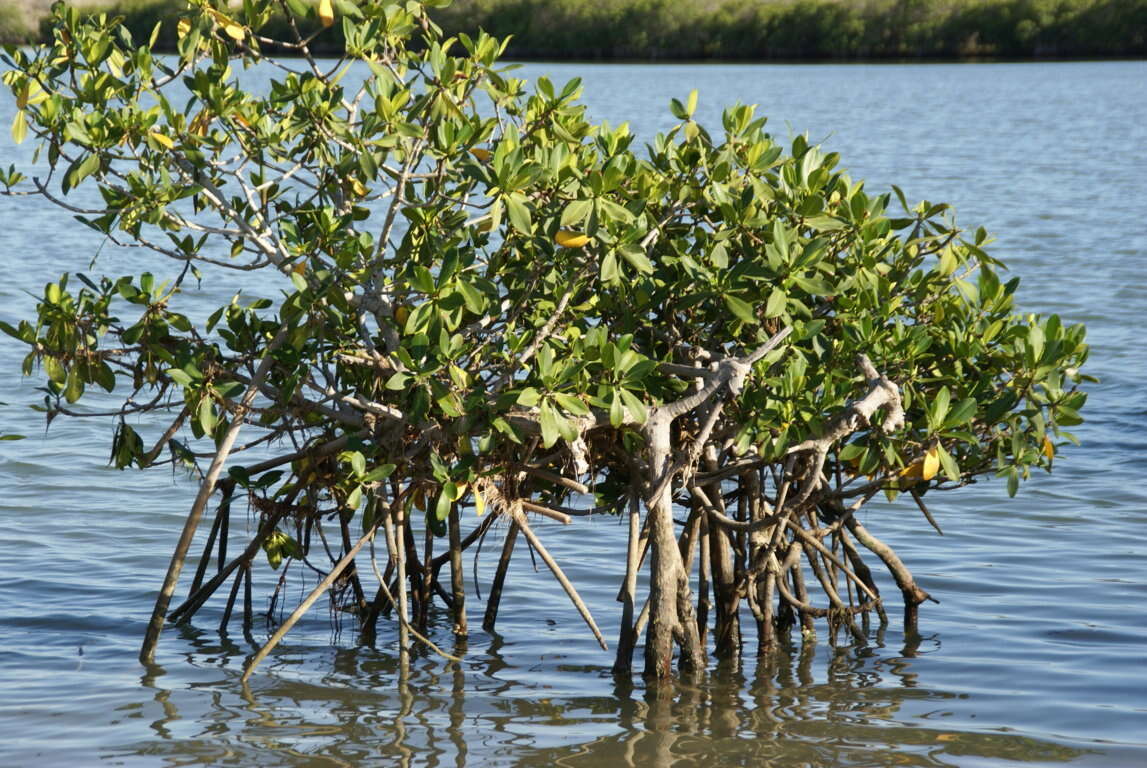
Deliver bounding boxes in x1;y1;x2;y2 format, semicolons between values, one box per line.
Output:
2;0;1144;59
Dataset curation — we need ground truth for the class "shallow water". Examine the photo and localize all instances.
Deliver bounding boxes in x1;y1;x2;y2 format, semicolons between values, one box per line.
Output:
1;60;1145;766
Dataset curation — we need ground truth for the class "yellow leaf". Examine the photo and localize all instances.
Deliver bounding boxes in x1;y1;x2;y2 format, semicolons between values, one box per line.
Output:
474;487;486;517
555;230;590;248
898;461;918;478
223;23;245;41
1042;435;1055;460
291;261;306;276
22;81;46;107
394;304;410;326
177;18;191;38
922;445;940;481
11;110;27;145
189;110;213;137
351;178;367;197
318;0;335;28
476;217;494;232
106;50;124;78
469;147;492;163
149;130;175;149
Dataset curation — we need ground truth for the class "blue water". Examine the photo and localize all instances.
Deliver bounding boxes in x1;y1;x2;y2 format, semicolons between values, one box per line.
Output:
1;59;1145;766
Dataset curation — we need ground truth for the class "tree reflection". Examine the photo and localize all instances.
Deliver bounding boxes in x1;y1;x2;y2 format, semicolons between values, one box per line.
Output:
114;630;1091;767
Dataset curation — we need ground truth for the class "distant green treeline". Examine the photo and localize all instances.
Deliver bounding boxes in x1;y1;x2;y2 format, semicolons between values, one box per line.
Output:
436;0;1147;59
3;0;1145;59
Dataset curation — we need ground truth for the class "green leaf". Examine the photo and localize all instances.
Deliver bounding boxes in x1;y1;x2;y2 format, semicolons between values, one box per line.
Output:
618;244;654;275
1055;406;1084;426
937;443;960;482
457;281;487;314
63;368;84;403
385;371;411;390
332;0;363;19
167;368;193;387
435;387;464;417
765;288;787;318
0;320;23;340
600;252;620;284
539;399;561;448
800;318;826;341
554;392;589;416
65;153;101;193
1006;467;1020;497
944;397;977;428
361;500;376;534
44;356;66;386
598;198;633;223
504;193;532;235
561;200;592;228
724;294;756;325
363;464;395;483
618;388;647;425
609;389;624;427
493;416;522;444
346;485;363;511
345;450;366;477
790;275;833;296
556;413;579;443
214;381;244;399
929;387;951;432
254;471;284;489
772;218;790;258
197;396;216;435
435;486;452;522
1028;323;1045;361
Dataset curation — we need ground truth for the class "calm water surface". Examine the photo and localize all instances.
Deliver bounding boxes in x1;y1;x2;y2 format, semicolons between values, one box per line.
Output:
1;60;1145;767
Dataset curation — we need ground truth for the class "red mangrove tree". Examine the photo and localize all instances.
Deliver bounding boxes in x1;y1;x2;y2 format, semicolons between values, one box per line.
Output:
1;0;1088;679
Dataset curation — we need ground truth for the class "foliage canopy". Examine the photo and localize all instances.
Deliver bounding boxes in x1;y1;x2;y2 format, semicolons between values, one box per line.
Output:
2;0;1088;678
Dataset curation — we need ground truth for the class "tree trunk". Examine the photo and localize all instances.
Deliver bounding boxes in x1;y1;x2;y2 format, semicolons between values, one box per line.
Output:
482;520;519;632
643;413;704;678
644;485;680;679
612;495;641;676
706;479;741;659
448;503;467;637
845;516;932;634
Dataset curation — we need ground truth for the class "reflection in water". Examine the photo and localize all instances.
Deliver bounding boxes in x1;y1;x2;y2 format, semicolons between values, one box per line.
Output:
106;633;1089;767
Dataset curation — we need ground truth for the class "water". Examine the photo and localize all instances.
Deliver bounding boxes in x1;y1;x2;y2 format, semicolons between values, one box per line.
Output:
2;60;1146;766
